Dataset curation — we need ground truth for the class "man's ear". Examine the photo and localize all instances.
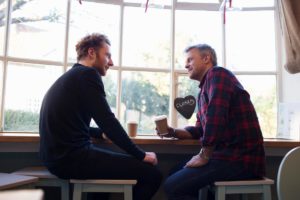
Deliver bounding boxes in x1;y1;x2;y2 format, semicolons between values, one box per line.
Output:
203;54;211;64
87;47;95;58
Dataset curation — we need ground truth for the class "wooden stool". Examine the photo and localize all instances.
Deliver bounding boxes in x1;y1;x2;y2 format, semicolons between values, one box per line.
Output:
212;177;274;200
0;189;44;200
0;173;39;190
13;166;69;200
70;179;137;200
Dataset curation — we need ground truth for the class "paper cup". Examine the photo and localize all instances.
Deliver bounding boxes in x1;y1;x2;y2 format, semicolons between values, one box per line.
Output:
127;121;138;137
154;115;169;136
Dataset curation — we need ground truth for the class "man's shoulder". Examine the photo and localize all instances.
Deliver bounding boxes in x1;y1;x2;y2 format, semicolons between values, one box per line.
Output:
209;66;235;78
67;64;100;80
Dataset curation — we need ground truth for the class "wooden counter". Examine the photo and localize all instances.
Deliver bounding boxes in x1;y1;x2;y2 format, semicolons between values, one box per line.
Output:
0;133;299;156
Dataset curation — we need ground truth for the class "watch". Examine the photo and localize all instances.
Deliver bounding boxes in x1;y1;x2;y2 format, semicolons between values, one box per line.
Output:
171;128;177;138
199;148;210;160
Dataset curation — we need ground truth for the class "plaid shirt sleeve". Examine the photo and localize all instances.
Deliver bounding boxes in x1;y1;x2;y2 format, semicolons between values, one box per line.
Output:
200;68;234;147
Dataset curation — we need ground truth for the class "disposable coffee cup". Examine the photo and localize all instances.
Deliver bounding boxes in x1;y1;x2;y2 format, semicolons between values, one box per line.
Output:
127;121;138;137
154;115;169;136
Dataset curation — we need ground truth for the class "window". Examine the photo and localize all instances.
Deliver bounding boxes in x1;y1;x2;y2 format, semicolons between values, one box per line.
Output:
0;0;279;138
0;0;6;56
68;1;120;65
121;71;170;134
8;0;67;61
175;10;222;69
122;6;171;68
4;63;63;131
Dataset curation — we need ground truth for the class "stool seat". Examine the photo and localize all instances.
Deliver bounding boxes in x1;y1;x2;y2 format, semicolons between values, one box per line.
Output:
13;167;57;179
71;179;137;184
213;177;274;200
214;178;274;186
70;179;137;200
0;173;39;190
13;166;69;200
0;189;44;200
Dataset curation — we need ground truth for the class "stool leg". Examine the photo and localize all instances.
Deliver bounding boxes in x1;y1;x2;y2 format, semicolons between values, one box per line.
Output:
73;183;82;200
215;186;225;200
123;185;133;200
263;185;271;200
61;181;70;200
241;194;248;200
199;186;209;200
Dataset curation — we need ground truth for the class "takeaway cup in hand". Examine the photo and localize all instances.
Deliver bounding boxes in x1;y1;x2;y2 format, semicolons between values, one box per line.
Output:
154;115;169;136
127;121;138;137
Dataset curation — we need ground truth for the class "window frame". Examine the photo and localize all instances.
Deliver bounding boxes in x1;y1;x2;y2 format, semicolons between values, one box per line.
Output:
0;0;281;138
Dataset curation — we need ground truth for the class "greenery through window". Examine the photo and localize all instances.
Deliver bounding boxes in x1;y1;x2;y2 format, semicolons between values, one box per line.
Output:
0;0;278;138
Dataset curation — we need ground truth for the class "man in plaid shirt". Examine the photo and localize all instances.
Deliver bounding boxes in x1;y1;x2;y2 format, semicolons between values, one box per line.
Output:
159;44;266;200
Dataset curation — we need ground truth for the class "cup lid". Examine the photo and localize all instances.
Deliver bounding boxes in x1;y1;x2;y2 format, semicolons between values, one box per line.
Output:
154;115;167;121
127;120;138;124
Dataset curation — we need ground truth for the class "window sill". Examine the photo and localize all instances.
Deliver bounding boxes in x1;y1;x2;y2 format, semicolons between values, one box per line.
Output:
0;132;300;148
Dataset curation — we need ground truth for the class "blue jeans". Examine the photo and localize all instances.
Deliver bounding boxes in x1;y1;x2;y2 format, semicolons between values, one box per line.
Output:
47;145;162;200
164;159;258;200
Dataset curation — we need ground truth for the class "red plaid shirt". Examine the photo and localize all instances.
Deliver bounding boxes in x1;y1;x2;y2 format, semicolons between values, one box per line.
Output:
186;66;266;177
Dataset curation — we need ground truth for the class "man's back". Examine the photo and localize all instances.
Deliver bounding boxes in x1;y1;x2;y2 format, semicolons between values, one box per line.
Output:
39;64;99;165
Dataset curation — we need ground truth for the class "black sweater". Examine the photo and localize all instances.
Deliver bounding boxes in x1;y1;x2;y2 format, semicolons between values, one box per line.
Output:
39;64;145;166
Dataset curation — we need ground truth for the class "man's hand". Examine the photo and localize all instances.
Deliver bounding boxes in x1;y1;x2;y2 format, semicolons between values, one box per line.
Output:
184;154;208;168
143;152;158;165
156;127;175;138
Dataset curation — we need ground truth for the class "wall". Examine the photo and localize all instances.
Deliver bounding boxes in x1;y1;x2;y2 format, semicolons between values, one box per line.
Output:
0;151;283;200
282;69;300;102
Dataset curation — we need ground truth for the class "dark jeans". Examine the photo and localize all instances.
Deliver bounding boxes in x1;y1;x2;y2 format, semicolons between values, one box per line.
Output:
164;159;258;200
47;145;162;200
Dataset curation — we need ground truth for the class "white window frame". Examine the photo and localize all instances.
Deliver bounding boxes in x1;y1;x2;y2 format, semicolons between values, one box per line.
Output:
0;0;281;136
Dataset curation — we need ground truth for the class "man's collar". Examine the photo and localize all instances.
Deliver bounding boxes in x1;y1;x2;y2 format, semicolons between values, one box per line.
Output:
199;66;215;88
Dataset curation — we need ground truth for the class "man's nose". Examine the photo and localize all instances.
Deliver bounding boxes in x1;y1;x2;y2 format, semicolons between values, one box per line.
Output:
108;59;114;67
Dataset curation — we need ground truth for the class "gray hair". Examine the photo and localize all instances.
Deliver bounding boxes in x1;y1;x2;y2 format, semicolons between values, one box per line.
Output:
185;44;218;66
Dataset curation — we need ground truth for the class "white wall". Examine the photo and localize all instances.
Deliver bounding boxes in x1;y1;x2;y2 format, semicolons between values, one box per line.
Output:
278;69;300;139
282;69;300;102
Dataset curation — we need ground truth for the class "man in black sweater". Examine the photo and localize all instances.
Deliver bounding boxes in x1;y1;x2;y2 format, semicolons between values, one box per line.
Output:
39;33;162;200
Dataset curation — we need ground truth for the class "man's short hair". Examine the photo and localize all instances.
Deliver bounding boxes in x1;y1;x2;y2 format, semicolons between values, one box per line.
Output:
185;44;218;66
76;33;111;61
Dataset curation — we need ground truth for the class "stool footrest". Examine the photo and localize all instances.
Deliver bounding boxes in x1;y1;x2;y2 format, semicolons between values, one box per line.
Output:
199;177;274;200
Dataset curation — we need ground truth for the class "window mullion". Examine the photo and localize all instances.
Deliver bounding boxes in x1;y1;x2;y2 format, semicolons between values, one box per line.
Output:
0;0;12;131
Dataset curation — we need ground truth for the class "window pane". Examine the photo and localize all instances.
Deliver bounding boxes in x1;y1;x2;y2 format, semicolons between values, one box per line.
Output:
124;0;171;6
237;75;277;138
122;6;171;68
69;1;120;65
226;11;276;71
175;10;222;69
177;0;219;3
4;62;63;131
0;60;4;117
0;0;6;56
229;0;274;8
8;0;67;61
121;71;170;134
176;75;198;127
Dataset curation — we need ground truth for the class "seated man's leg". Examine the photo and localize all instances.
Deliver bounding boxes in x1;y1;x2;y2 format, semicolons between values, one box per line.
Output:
64;145;162;200
164;159;254;200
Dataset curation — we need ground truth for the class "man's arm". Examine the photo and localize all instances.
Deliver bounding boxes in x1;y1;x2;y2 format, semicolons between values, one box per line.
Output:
171;128;194;139
158;126;202;139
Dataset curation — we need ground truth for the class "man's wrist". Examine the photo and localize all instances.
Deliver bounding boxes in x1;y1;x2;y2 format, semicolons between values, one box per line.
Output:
170;128;177;138
198;148;210;160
